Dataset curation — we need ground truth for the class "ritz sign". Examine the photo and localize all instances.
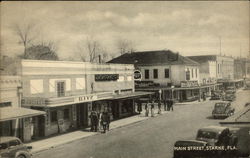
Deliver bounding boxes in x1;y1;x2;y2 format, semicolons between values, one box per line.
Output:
75;95;98;103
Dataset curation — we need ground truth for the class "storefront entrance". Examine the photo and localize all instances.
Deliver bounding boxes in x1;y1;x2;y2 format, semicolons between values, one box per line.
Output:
76;103;88;128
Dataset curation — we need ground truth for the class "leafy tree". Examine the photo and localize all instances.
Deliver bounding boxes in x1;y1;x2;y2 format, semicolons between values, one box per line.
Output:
20;43;59;60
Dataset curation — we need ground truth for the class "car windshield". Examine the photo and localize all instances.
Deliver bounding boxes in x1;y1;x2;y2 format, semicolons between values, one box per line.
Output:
0;143;8;150
197;131;217;139
215;103;225;108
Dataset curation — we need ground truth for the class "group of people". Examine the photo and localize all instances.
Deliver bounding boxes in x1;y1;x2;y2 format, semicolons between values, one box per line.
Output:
143;99;174;117
89;109;111;133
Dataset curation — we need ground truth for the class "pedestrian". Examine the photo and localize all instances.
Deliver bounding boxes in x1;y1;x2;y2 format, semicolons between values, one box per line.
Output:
167;99;170;111
101;109;110;133
89;110;98;132
170;99;174;111
163;99;167;111
145;101;149;117
158;100;161;114
137;101;142;114
203;92;206;101
151;100;155;117
98;111;102;131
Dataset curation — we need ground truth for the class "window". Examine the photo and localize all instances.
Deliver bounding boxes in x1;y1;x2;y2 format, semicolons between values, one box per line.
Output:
165;69;170;78
64;109;70;120
57;81;65;97
9;140;20;147
0;102;11;108
195;69;198;78
186;69;190;81
145;69;149;79
218;64;220;74
153;69;158;79
0;143;8;150
51;111;57;122
191;69;194;78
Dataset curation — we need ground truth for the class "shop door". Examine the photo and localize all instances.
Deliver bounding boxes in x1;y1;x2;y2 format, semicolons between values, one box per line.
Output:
37;116;45;137
0;121;12;136
77;103;88;128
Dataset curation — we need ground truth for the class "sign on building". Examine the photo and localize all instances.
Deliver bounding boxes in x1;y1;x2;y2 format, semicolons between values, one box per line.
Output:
134;70;142;81
181;81;199;88
95;74;119;81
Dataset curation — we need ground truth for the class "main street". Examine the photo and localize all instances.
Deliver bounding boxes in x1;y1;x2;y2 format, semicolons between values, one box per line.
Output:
34;90;250;158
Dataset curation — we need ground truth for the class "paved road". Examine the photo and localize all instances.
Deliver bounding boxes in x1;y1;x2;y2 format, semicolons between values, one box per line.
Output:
34;90;250;158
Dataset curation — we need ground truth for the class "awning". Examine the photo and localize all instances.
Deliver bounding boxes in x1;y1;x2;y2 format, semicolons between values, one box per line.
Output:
0;107;46;122
111;91;154;100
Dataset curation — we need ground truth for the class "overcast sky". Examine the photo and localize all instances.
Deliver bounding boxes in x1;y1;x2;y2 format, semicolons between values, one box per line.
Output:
1;1;249;60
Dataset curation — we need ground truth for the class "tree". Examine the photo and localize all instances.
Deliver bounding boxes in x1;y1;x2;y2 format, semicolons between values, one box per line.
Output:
12;23;36;56
20;42;59;60
116;38;136;55
78;37;104;63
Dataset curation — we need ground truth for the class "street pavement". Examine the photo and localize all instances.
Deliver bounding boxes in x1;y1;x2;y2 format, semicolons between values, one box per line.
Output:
33;90;250;158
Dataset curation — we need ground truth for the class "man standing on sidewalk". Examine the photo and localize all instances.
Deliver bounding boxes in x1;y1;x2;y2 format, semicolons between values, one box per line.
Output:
101;109;110;133
157;100;161;114
163;99;167;111
151;100;155;117
145;101;149;117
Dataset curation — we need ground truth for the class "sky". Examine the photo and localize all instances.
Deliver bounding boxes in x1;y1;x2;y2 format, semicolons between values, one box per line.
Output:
1;1;249;60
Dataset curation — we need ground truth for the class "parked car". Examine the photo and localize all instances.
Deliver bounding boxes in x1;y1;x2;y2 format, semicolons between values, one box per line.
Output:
226;86;236;93
210;90;223;100
212;101;235;118
0;137;32;158
224;90;236;101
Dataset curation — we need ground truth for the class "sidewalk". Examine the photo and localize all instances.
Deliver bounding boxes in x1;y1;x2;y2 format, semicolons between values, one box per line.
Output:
27;108;169;154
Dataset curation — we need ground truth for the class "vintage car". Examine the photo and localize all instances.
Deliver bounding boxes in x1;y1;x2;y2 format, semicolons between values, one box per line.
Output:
212;101;235;118
223;90;236;101
226;86;236;93
0;137;32;158
210;90;223;100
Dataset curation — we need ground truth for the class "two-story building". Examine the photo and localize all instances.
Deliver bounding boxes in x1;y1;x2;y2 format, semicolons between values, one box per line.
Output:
0;76;45;142
20;60;151;140
188;55;243;91
108;50;207;102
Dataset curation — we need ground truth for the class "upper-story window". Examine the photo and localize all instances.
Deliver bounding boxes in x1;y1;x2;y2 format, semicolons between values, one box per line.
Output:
165;69;170;78
195;69;198;78
191;69;194;78
145;69;149;79
57;81;65;97
186;69;190;81
153;69;158;79
218;64;220;74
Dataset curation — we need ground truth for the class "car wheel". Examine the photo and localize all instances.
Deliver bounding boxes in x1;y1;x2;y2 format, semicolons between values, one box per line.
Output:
16;154;26;158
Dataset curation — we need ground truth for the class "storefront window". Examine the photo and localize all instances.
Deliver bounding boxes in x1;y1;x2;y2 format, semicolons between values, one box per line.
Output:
51;111;57;122
145;69;149;79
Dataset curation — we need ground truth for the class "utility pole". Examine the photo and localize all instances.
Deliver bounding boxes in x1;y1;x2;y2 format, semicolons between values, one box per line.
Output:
219;36;222;56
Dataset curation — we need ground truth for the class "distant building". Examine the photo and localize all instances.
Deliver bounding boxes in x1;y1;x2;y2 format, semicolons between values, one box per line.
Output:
0;76;45;142
188;55;245;90
20;60;151;140
108;50;211;102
